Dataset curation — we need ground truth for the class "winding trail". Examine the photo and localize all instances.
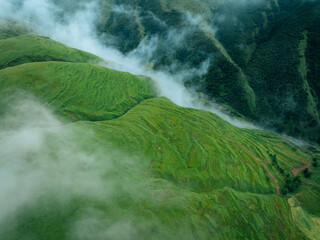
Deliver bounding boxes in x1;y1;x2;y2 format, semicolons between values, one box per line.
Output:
224;137;281;195
291;163;310;176
224;137;306;204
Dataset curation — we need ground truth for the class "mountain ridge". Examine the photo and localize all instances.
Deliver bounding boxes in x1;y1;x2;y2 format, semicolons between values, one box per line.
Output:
93;0;320;144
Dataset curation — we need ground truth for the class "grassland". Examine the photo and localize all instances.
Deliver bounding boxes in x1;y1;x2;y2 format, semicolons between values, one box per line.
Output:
2;97;318;239
0;35;102;70
81;98;309;193
0;33;319;239
0;61;156;121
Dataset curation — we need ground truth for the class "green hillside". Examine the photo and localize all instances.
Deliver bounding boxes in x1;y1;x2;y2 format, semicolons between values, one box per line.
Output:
85;97;307;192
0;35;102;70
1;96;319;239
0;32;319;239
0;61;156;121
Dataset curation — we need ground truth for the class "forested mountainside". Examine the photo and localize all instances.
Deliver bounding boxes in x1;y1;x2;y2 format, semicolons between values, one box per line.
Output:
91;0;320;144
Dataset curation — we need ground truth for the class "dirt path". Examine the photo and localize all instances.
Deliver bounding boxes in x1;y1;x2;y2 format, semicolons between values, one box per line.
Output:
291;163;310;176
303;181;320;188
224;136;312;205
69;113;79;121
224;137;306;203
224;137;281;195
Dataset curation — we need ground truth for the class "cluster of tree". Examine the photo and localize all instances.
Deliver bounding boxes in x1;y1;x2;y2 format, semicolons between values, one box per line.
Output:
267;152;301;195
302;158;319;178
303;168;312;178
281;176;301;195
270;153;285;175
268;152;319;195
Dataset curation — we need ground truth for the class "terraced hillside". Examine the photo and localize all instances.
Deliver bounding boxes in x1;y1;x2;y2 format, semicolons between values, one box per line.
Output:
74;98;320;239
0;36;156;121
0;35;102;70
0;34;319;239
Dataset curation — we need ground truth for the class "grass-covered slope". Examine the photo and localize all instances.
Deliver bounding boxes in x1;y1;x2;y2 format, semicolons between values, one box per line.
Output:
1;96;319;240
0;35;102;70
0;33;319;239
70;97;320;239
0;61;156;121
84;98;309;193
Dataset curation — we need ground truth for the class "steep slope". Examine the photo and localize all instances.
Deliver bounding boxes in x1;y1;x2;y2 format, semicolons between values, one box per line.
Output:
0;61;156;121
78;98;320;238
0;33;319;239
95;0;257;117
241;0;320;143
1;96;319;240
86;97;308;193
0;35;102;70
95;0;282;118
94;0;320;143
3;0;319;142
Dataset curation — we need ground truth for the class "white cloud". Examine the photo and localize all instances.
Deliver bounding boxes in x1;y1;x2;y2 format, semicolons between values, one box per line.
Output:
0;0;257;128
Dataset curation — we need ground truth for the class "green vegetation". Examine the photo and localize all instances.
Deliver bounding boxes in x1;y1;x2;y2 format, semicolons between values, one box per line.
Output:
1;94;317;239
96;0;320;144
288;198;320;240
269;153;285;175
303;168;312;178
0;35;102;69
0;61;156;121
313;158;318;168
83;97;308;193
281;176;301;195
0;30;319;239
